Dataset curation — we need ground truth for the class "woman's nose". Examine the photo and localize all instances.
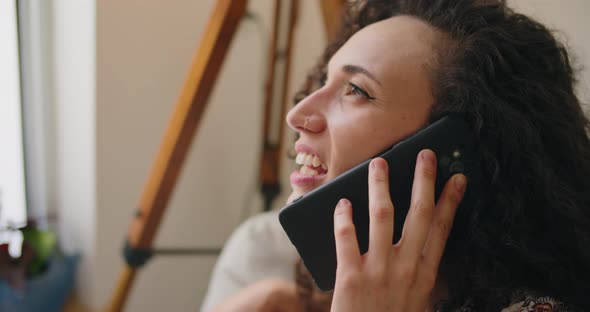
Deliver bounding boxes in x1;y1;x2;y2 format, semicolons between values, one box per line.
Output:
286;91;327;134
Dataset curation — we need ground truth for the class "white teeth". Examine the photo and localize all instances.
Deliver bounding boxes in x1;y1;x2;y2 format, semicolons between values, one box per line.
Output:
306;154;314;166
299;166;318;176
295;152;328;171
295;153;305;165
312;155;321;167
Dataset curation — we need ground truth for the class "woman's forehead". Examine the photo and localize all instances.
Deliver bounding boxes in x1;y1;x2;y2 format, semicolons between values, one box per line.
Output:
328;15;440;78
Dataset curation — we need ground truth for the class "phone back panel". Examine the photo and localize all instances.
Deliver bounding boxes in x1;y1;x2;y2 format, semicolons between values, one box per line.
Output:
278;115;484;291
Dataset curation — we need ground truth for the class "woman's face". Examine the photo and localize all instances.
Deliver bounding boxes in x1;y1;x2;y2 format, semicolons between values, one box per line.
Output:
287;15;440;198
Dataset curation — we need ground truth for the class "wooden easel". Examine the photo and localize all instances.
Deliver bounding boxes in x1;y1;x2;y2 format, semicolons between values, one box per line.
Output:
107;1;345;311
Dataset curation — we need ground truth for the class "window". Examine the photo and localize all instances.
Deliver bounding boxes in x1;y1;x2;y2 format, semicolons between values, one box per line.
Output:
0;0;28;233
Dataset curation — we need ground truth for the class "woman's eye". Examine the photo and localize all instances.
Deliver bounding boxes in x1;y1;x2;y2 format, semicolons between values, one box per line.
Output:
345;82;375;100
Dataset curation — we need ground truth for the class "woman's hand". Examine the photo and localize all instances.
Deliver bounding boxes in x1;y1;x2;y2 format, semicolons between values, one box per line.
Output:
330;149;466;312
210;278;304;312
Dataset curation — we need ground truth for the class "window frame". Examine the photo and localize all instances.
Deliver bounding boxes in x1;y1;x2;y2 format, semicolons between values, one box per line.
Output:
0;0;28;230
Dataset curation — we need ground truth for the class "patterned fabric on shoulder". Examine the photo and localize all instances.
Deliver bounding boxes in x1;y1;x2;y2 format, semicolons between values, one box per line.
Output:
501;296;571;312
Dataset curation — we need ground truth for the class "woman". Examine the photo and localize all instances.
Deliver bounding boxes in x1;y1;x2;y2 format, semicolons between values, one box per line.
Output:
203;0;590;311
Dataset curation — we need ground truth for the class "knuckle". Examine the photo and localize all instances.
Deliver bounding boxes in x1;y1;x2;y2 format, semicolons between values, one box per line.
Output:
334;205;348;217
372;170;387;182
412;199;432;219
367;262;387;279
371;276;390;289
448;191;460;205
368;267;390;288
335;222;356;239
337;271;361;291
396;262;418;282
371;204;393;223
452;188;465;203
419;164;436;180
443;185;462;204
435;219;452;238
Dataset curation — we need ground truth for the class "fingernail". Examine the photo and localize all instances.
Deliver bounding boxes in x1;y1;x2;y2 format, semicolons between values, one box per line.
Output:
337;198;350;209
371;158;386;171
454;174;466;192
421;149;435;167
335;199;351;221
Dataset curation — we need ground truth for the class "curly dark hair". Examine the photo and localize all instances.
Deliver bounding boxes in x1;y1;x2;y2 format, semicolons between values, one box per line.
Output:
293;0;590;310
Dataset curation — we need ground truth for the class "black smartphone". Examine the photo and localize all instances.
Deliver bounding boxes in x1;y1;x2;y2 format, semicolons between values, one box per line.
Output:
278;114;484;291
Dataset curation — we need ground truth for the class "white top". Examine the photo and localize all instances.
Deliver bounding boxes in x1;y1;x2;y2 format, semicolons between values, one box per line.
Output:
200;214;573;311
200;211;299;312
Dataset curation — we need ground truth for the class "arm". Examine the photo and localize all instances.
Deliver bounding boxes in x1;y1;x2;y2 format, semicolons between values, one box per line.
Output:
200;211;299;312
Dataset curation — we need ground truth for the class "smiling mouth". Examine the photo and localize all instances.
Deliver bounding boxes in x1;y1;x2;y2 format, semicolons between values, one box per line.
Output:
295;152;328;176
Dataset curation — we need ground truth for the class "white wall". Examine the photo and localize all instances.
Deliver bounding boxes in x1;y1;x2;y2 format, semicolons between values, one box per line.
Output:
47;0;589;311
52;0;96;306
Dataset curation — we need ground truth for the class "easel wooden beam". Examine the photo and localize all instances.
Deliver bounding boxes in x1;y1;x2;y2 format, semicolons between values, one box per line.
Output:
260;0;299;211
320;0;347;41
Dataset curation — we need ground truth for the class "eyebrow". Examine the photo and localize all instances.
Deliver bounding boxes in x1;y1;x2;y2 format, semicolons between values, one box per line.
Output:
342;64;382;86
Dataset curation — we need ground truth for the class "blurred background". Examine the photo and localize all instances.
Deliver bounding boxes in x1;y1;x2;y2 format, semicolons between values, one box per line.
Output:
1;0;588;311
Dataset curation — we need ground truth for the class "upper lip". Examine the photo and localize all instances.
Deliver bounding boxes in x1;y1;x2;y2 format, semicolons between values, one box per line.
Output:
294;143;326;165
